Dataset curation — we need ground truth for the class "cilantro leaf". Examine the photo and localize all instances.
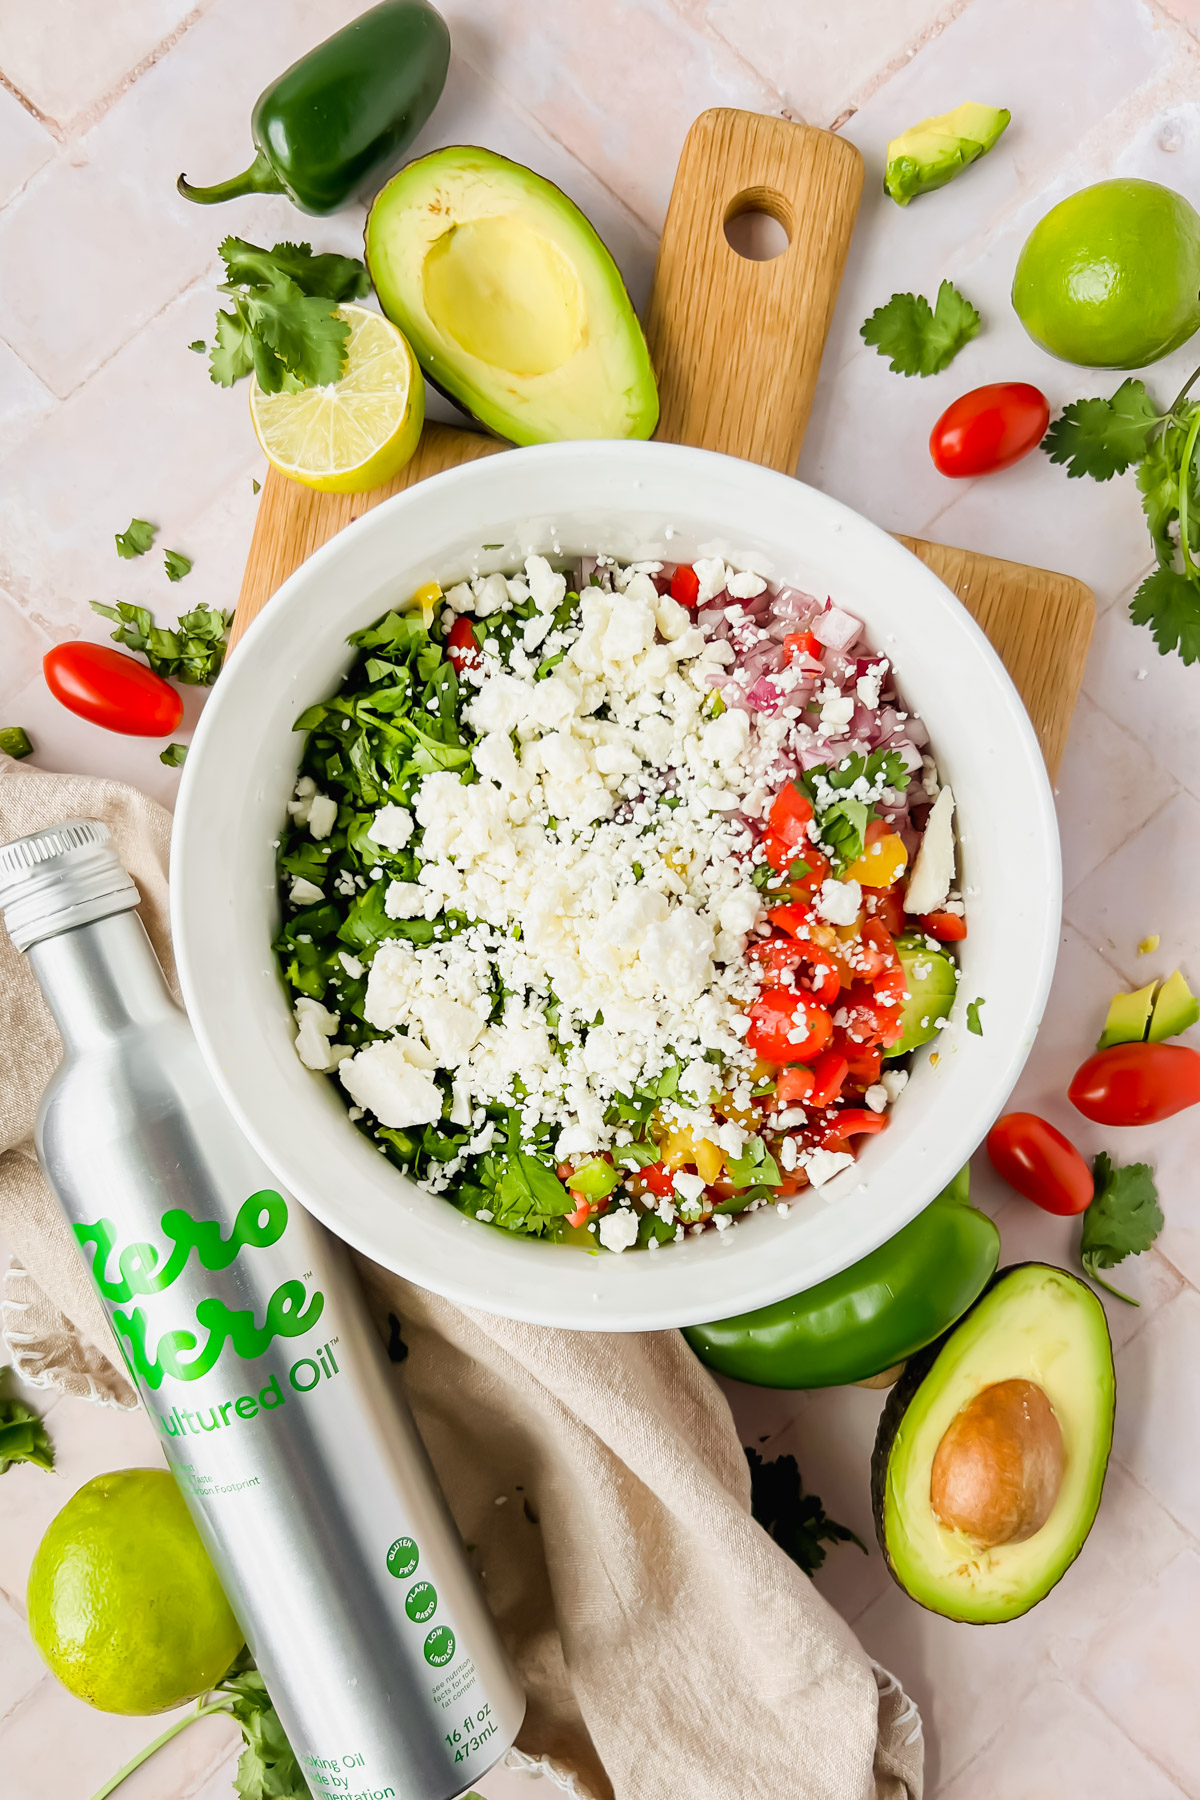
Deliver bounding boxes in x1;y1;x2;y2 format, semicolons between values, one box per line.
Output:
746;1448;866;1577
187;339;205;353
799;749;910;870
1130;565;1200;665
966;996;985;1035
216;1655;311;1800
91;599;230;685
163;549;192;582
724;1135;782;1192
0;1383;54;1474
160;743;188;767
860;280;980;376
1043;379;1162;481
1081;1152;1163;1305
115;517;156;559
208;238;368;393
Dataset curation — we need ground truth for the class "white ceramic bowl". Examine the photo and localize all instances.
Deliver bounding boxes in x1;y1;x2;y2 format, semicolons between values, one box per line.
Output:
173;441;1060;1331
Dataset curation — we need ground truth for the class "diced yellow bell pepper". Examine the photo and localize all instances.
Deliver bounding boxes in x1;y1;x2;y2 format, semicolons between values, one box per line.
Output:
844;832;908;888
660;1127;724;1185
410;579;442;623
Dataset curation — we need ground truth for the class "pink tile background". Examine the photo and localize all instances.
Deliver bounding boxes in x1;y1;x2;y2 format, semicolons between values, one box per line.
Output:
2;2;1200;1796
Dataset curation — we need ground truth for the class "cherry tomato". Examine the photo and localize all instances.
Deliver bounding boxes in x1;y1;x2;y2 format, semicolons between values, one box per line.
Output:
929;382;1050;479
446;615;480;675
44;642;182;738
748;935;842;1004
670;563;700;607
746;989;833;1064
836;1038;882;1087
920;910;968;942
634;1161;676;1198
822;1108;888;1141
808;1049;848;1107
836;982;906;1050
986;1112;1094;1215
1069;1042;1200;1126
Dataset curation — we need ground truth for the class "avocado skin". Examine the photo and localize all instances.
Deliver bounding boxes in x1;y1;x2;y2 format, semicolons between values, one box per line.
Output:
870;1263;1116;1622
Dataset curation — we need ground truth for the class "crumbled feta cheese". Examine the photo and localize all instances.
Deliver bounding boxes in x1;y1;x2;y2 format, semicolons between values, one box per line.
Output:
338;951;363;979
368;804;414;852
815;877;862;926
306;793;338;840
817;681;855;737
672;1171;708;1203
779;1136;799;1171
294;998;344;1072
879;1069;909;1104
800;1147;855;1187
693;557;728;603
855;665;885;710
864;1083;889;1113
597;1206;640;1253
289;876;325;906
385;881;428;919
725;569;767;599
525;553;567;613
338;1038;443;1127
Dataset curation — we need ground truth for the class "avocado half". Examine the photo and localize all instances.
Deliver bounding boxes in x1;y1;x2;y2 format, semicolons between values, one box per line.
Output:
886;933;959;1059
365;146;659;445
871;1263;1114;1623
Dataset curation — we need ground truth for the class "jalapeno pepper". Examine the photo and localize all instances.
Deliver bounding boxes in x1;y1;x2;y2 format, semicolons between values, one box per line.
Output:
178;2;451;216
682;1168;1000;1389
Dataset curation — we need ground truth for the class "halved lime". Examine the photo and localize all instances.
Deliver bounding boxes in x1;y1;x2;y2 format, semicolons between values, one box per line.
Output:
250;302;425;493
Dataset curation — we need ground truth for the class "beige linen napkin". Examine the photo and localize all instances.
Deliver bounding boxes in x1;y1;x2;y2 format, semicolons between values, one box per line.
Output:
0;754;922;1800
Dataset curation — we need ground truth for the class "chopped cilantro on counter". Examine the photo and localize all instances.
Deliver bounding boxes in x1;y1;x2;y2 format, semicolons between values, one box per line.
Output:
91;599;230;685
115;517;157;559
0;1380;53;1475
860;281;980;377
160;743;189;767
1081;1153;1163;1305
746;1448;866;1576
163;549;192;582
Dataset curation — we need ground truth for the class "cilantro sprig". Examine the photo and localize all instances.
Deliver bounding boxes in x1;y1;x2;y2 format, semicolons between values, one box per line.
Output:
0;1376;53;1475
89;1650;306;1800
210;236;370;393
1080;1152;1163;1305
746;1448;866;1577
91;600;230;686
860;280;980;376
798;748;909;872
1044;368;1200;665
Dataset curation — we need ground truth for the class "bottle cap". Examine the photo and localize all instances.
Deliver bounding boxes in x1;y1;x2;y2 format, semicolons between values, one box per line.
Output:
0;820;140;953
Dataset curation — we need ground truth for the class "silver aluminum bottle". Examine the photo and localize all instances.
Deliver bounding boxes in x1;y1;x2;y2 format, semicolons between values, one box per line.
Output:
0;821;524;1800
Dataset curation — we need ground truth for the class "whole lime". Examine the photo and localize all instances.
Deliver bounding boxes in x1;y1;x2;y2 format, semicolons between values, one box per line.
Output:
26;1468;244;1714
1012;178;1200;368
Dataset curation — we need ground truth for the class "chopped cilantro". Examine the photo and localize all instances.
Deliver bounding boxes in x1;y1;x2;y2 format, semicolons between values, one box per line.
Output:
160;743;188;767
187;339;206;354
746;1448;866;1576
0;1378;53;1475
163;548;192;583
91;600;230;685
860;280;980;377
799;749;909;871
966;996;985;1035
115;517;156;559
1080;1153;1163;1305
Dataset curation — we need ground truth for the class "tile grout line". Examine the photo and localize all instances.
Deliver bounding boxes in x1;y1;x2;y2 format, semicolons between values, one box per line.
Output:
1061;785;1180;915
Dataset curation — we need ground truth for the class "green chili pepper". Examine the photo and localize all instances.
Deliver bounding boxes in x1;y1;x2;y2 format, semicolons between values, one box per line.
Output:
178;1;451;216
683;1167;999;1389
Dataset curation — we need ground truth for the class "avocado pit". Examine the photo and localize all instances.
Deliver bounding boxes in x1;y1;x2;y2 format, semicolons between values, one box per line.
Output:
930;1377;1065;1548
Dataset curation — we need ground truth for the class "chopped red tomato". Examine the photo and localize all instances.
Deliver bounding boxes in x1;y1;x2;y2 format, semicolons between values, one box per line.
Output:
635;1160;676;1198
808;1050;848;1107
872;962;909;1009
764;784;814;868
774;1066;815;1105
863;885;906;934
920;910;968;942
746;989;834;1063
762;842;831;893
840;1040;882;1086
854;917;898;981
446;615;480;674
821;1109;889;1142
670;564;700;607
783;630;822;666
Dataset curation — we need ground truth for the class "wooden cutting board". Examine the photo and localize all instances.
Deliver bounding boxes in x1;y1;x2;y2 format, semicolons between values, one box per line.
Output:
230;109;1093;777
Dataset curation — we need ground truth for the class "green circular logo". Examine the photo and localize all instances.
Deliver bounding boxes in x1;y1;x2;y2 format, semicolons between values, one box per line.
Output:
386;1536;419;1580
405;1580;437;1624
423;1625;456;1667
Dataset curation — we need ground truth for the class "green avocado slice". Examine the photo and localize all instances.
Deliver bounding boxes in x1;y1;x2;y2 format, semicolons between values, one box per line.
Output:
885;932;959;1059
871;1264;1114;1623
365;146;659;445
884;102;1011;206
1148;968;1200;1042
1098;979;1158;1048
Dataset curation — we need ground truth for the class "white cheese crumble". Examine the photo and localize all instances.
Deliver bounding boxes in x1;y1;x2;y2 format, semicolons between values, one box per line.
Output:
597;1206;641;1253
289;876;325;907
800;1147;855;1187
367;804;414;851
815;877;862;926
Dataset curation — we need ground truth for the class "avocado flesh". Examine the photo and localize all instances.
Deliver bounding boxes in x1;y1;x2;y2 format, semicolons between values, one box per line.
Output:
873;1264;1114;1623
1098;979;1157;1048
884;103;1011;206
1149;968;1199;1042
365;146;659;445
886;933;959;1058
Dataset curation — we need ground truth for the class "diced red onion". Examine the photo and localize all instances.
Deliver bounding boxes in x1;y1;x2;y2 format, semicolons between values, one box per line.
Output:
812;604;862;651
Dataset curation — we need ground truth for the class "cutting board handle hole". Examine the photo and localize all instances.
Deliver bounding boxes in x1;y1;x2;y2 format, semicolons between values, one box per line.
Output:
723;186;792;261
